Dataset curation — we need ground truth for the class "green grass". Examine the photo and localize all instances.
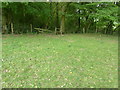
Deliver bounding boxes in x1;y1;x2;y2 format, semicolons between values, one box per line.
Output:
2;33;118;88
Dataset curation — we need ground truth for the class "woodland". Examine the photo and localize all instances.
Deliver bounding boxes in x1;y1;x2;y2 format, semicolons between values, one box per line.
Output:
2;2;119;34
2;2;119;88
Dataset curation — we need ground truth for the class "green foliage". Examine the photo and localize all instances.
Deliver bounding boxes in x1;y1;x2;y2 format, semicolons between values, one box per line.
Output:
91;5;118;21
2;2;118;34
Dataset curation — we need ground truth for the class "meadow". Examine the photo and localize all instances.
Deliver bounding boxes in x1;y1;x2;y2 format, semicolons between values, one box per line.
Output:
2;34;118;88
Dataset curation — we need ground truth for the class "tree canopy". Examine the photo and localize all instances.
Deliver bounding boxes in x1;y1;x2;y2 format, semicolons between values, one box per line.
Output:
2;2;119;34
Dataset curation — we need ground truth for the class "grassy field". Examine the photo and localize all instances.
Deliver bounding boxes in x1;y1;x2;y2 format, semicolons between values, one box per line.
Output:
2;33;118;88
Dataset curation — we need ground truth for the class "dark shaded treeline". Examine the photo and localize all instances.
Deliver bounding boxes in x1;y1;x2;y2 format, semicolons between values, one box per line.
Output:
2;2;119;34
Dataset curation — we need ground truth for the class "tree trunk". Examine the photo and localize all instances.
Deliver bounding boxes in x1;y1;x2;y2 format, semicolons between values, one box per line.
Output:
30;24;32;33
96;28;98;33
56;2;59;28
60;15;65;35
83;27;85;33
49;2;52;29
106;20;113;34
86;23;90;33
78;17;80;31
3;24;7;34
11;23;13;34
77;9;81;33
60;4;65;35
55;2;59;34
85;16;89;33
